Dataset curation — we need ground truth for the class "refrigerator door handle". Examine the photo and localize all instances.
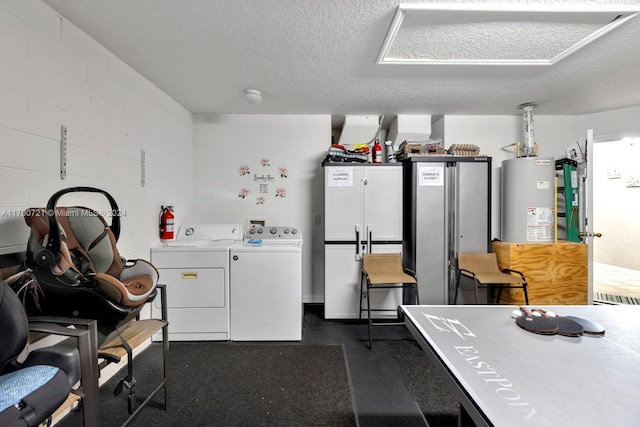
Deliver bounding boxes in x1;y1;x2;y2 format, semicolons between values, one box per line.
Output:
366;225;372;254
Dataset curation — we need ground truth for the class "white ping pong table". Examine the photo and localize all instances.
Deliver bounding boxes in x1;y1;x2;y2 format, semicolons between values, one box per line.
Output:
401;304;640;427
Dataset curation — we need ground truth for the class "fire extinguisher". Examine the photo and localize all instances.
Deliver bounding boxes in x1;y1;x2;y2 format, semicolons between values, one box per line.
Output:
372;140;382;164
160;206;175;241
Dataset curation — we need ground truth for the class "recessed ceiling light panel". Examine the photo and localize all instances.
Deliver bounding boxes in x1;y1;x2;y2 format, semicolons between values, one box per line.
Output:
377;4;640;66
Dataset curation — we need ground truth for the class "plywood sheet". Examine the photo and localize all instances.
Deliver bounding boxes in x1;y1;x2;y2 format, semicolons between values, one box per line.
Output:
492;241;588;305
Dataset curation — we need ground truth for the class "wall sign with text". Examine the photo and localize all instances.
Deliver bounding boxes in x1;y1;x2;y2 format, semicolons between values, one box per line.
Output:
418;166;444;186
237;158;288;205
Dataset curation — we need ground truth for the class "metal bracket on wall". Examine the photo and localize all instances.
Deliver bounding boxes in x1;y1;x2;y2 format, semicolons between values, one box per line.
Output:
60;125;67;179
141;149;146;187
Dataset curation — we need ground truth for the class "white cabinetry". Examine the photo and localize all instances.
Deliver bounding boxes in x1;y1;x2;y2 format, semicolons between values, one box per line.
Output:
324;165;403;319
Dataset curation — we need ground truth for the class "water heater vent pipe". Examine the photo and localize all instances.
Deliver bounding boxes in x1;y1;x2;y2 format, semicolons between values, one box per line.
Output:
519;102;538;157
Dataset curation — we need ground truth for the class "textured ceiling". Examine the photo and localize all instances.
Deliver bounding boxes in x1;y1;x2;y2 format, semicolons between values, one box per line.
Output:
381;6;636;63
42;0;640;126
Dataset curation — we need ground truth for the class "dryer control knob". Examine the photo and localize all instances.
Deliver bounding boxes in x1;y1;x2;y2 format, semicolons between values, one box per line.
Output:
270;227;277;234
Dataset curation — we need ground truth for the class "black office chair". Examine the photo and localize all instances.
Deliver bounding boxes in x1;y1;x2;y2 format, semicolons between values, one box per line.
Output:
0;279;80;427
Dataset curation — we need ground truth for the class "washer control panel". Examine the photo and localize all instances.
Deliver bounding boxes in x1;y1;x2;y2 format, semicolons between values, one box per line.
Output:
246;225;301;240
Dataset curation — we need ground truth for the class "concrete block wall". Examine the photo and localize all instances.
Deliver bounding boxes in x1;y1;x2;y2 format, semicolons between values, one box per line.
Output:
0;1;194;259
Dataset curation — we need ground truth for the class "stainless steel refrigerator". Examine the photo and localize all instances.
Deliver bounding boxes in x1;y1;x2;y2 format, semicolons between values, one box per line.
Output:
403;157;492;304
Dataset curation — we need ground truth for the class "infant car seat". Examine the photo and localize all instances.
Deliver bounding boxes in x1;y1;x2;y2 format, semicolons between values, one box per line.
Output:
0;279;80;427
22;187;159;344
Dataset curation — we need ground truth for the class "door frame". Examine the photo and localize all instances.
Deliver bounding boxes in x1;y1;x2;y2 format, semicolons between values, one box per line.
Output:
584;129;640;303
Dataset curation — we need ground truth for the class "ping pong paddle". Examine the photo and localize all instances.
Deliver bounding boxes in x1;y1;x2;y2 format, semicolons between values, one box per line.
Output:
515;306;559;335
532;308;583;337
552;312;605;336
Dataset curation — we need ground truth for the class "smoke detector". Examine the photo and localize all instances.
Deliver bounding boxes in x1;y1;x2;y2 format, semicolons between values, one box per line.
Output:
244;89;262;104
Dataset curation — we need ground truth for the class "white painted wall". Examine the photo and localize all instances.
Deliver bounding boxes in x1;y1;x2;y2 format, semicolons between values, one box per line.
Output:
0;1;194;260
592;139;640;270
578;105;640;141
192;114;330;302
432;114;579;240
3;0;639;307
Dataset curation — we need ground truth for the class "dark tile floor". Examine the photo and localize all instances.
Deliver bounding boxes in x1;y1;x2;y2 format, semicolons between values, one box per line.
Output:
302;304;429;426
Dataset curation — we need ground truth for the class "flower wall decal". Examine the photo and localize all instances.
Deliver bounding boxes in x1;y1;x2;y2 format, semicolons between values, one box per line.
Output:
238;188;250;199
239;165;250;176
275;187;287;198
256;196;265;205
261;158;270;167
279;167;288;178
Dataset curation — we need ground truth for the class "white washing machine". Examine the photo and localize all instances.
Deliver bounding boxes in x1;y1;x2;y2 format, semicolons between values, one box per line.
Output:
150;224;242;341
229;226;303;341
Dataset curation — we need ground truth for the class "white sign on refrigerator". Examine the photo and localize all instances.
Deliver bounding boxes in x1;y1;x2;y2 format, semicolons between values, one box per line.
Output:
418;166;444;186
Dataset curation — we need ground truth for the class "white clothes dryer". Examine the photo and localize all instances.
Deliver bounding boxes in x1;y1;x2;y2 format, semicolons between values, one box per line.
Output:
151;224;242;341
229;226;303;341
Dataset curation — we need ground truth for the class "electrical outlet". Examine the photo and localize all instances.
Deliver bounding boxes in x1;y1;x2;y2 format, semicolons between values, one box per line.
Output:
247;218;267;230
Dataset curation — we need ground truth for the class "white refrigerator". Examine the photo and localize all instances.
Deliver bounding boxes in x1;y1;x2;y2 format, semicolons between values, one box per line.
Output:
323;164;404;319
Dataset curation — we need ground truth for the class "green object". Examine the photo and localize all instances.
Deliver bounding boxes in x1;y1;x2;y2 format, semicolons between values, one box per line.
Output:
556;159;580;242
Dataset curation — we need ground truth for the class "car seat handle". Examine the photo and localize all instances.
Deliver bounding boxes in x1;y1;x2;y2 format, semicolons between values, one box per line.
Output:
44;186;121;253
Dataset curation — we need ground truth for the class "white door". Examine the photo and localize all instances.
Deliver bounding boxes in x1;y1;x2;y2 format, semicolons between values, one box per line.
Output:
324;244;362;319
587;131;640;301
324;166;364;241
584;129;596;304
362;166;403;242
